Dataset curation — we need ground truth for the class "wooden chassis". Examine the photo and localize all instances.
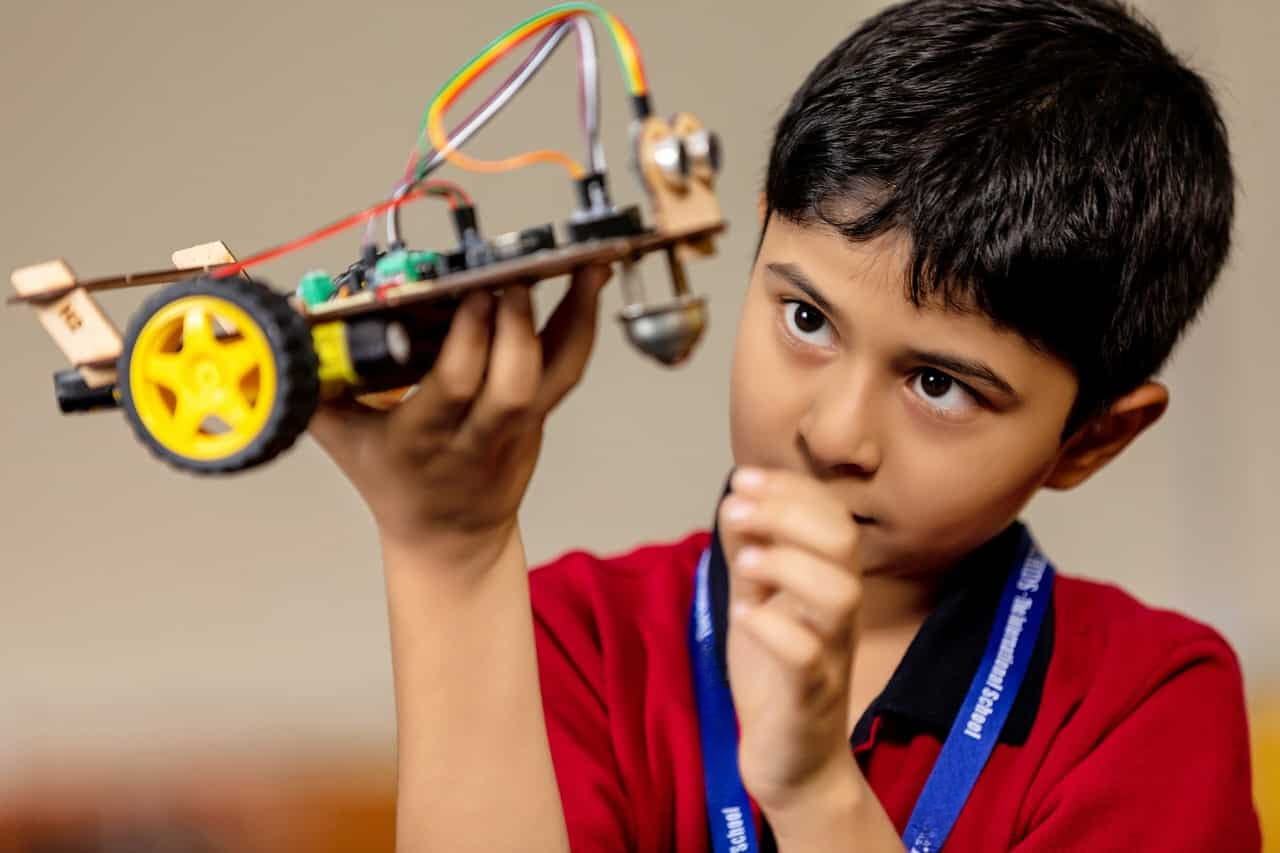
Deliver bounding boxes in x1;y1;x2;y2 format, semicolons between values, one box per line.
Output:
9;108;726;398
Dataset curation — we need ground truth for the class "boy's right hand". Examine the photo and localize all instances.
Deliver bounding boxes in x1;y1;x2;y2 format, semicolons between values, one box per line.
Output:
308;264;612;572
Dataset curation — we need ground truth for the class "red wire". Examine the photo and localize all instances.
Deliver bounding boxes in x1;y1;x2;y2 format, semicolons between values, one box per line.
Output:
427;178;473;207
211;181;468;279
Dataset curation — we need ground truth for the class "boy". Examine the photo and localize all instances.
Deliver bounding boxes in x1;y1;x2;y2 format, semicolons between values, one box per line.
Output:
310;0;1260;849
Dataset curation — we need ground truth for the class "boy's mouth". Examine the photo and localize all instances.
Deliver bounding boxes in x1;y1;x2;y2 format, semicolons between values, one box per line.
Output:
852;514;877;525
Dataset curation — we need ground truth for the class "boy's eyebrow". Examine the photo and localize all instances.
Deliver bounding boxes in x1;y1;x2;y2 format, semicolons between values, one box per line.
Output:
905;348;1019;398
766;261;1019;398
765;262;844;325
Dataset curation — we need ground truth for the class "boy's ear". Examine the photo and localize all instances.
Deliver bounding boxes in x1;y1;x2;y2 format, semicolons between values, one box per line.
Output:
1044;381;1169;490
758;191;767;224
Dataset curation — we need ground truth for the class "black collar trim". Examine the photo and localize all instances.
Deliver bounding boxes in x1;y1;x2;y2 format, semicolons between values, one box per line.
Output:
707;508;1053;748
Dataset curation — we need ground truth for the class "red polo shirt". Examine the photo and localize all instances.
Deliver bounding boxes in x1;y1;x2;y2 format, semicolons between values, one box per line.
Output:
529;525;1260;852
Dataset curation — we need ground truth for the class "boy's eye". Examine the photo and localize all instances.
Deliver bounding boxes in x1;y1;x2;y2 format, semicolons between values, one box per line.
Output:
911;368;979;417
782;300;834;347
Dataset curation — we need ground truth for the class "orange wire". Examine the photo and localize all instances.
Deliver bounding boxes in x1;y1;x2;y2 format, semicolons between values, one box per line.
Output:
428;16;586;179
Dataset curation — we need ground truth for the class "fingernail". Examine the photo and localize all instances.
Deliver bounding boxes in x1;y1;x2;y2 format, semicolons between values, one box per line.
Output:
738;546;763;569
733;467;765;491
723;496;754;522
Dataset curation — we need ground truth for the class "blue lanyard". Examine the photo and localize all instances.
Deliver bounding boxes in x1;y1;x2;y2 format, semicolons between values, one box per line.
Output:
688;528;1055;853
690;546;761;853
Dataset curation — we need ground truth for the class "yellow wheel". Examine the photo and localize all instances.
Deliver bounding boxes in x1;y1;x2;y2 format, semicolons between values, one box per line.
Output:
118;277;318;474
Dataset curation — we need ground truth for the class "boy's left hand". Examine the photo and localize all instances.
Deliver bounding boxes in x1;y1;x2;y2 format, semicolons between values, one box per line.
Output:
718;467;864;818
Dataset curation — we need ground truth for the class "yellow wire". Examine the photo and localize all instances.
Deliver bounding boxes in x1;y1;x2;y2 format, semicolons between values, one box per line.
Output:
426;6;646;180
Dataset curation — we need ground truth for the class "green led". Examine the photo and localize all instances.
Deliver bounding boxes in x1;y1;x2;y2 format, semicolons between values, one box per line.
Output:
374;250;413;284
298;270;336;307
376;249;440;284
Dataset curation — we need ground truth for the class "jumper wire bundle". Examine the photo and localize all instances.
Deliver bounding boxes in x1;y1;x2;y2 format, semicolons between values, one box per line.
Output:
215;2;651;281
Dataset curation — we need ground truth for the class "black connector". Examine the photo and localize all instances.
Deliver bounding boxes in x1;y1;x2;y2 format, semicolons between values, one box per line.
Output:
567;206;646;243
452;205;480;240
451;205;494;268
576;172;613;214
344;243;385;291
437;250;469;275
567;206;645;242
566;172;646;243
53;369;118;413
491;224;557;261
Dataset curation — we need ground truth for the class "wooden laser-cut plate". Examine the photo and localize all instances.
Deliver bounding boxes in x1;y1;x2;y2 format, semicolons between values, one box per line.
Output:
301;222;726;324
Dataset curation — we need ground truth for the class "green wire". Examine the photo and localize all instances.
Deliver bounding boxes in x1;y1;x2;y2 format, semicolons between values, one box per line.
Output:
410;2;632;177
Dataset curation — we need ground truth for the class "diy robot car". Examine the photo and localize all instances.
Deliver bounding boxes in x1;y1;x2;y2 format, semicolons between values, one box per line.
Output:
8;3;725;474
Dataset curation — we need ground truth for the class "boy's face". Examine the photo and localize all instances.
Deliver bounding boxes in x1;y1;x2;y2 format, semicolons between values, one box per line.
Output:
730;216;1080;576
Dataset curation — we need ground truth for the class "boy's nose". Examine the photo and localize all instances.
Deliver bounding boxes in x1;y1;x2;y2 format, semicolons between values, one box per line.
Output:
796;373;883;478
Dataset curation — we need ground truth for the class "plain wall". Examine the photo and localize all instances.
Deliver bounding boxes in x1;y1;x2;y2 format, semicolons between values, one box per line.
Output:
0;0;1276;774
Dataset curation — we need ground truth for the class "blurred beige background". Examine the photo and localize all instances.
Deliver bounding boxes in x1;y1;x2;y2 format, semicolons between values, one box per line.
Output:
0;0;1277;842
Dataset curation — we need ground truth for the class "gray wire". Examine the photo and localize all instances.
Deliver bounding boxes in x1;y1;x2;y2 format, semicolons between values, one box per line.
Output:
385;20;584;247
382;16;606;248
370;25;576;248
574;16;606;175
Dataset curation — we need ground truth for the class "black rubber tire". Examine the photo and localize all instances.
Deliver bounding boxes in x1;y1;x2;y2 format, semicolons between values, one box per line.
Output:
117;276;319;475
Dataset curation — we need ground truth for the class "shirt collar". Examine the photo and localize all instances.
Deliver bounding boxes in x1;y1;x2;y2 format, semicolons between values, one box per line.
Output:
707;497;1053;748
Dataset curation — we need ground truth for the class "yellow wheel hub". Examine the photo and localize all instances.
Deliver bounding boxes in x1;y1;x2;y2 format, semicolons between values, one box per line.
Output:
128;295;278;461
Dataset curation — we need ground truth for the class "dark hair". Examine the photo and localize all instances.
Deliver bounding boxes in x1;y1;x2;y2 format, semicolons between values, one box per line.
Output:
765;0;1234;428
